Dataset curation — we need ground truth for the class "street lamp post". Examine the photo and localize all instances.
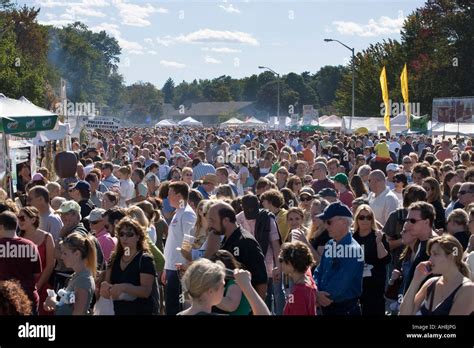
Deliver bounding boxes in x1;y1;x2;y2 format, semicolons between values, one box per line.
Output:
324;39;355;131
258;66;280;127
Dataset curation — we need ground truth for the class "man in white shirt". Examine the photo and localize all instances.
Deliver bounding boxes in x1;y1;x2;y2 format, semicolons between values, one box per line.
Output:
368;170;400;225
163;181;197;315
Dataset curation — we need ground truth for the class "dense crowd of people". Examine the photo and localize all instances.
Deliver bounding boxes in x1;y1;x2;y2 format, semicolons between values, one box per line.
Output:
0;127;473;316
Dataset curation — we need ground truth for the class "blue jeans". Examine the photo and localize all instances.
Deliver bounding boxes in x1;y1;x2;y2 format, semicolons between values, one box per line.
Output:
165;270;181;315
265;278;286;315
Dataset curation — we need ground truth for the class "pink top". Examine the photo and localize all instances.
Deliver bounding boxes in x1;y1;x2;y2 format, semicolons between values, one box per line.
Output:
96;228;117;263
236;212;280;277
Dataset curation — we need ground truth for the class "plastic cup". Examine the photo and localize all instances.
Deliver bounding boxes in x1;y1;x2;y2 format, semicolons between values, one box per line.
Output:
181;234;196;252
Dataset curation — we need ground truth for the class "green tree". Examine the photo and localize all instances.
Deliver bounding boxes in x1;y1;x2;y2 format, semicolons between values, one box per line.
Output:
162;77;175;104
124;82;163;122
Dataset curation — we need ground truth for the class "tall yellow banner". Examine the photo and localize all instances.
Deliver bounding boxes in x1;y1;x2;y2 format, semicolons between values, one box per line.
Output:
400;63;410;128
380;66;390;132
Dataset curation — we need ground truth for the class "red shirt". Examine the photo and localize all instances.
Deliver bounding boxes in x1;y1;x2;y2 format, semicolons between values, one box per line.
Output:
0;237;42;309
339;190;355;208
283;271;317;316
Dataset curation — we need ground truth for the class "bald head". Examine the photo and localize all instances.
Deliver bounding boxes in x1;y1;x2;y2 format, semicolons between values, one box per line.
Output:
208;201;237;236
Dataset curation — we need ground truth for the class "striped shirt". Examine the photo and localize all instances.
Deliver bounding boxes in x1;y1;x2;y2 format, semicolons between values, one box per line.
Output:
192;162;216;181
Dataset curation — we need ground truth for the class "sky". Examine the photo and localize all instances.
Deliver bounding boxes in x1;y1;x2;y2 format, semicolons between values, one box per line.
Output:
22;0;427;88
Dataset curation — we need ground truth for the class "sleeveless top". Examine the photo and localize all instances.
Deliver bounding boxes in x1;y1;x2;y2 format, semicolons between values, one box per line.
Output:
419;277;464;315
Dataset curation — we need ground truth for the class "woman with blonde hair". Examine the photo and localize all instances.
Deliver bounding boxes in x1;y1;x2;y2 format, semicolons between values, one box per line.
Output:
178;258;269;315
400;234;474;315
126;206;164;274
181;167;194;187
292;199;329;266
446;209;470;251
43;232;96;315
353;204;390;315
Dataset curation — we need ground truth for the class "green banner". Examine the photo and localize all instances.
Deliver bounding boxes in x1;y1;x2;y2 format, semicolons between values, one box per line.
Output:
0;115;57;134
410;114;428;132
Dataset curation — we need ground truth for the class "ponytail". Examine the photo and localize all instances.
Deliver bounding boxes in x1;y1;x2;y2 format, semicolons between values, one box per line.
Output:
84;235;97;278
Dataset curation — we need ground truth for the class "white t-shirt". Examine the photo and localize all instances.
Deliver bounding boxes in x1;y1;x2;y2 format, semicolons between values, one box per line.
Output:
163;204;197;270
119;179;134;207
368;187;400;225
389;141;401;154
148;225;157;244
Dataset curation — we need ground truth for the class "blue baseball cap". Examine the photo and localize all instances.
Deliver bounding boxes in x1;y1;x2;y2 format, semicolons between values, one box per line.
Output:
71;180;91;191
317;201;353;221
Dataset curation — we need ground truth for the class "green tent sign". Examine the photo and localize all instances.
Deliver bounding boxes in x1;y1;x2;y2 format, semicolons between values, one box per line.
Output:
0;115;57;134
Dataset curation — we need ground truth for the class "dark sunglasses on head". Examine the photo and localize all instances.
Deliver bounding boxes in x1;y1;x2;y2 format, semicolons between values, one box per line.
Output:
358;215;373;221
119;231;136;238
458;190;474;195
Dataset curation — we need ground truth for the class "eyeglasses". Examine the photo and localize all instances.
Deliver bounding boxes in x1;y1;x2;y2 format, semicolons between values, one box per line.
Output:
299;196;313;202
119;231;136;238
17;216;26;222
404;218;424;224
357;215;373;221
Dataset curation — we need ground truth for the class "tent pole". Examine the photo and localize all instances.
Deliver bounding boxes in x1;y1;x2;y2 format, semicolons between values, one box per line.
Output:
3;133;13;199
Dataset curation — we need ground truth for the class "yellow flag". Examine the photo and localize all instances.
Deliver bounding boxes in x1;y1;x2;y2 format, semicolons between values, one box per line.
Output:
400;63;410;128
380;66;390;132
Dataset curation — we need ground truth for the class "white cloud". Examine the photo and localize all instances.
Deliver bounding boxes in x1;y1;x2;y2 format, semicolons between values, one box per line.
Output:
333;11;405;37
112;0;168;27
38;19;75;26
35;0;69;8
147;50;158;55
218;4;241;14
202;47;241;53
204;56;222;64
175;29;259;46
91;23;144;53
160;60;186;69
144;38;154;45
66;5;106;18
128;50;144;55
156;36;174;47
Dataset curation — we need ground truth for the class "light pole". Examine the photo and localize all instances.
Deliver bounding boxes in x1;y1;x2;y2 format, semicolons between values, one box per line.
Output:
258;66;280;126
324;39;355;131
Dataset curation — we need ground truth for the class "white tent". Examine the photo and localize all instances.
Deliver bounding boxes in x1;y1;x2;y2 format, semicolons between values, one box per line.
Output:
431;122;473;136
342;117;386;133
243;116;266;127
319;115;342;129
221;117;244;126
178;117;203;127
155;119;176;127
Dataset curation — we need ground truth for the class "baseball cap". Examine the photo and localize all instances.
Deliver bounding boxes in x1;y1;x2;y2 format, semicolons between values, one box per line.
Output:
386;163;399;172
85;208;106;222
71;180;91;191
318;188;338;198
32;173;45;181
317;201;353;221
332;173;348;185
56;201;81;214
299;187;316;197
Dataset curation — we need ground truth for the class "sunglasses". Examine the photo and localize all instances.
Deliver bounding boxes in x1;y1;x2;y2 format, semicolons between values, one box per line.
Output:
304;180;313;184
358;215;373;221
119;231;136;238
404;218;424;224
299;196;313;202
17;216;26;222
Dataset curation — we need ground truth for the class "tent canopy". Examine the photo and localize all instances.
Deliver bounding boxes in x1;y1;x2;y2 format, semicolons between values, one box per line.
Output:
319;115;342;128
221;117;244;125
178;117;203;126
0;94;58;135
155;119;176;127
243;116;265;126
